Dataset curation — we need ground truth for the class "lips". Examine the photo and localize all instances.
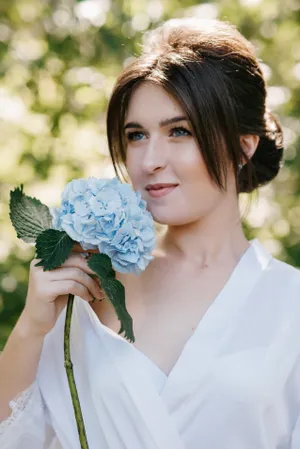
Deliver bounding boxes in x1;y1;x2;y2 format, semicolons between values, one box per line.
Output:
145;183;178;191
146;185;178;198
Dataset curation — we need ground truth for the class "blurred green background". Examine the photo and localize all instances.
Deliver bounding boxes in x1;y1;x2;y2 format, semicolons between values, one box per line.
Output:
0;0;300;350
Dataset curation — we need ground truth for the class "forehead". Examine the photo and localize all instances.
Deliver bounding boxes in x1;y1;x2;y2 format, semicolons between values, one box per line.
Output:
125;82;185;122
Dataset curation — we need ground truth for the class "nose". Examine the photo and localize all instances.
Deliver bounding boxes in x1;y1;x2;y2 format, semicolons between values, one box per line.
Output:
141;135;168;174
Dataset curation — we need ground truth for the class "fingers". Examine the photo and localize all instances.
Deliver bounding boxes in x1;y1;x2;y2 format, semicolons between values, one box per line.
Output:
32;254;95;274
47;280;95;303
49;267;103;299
72;243;99;254
62;253;97;275
30;251;104;303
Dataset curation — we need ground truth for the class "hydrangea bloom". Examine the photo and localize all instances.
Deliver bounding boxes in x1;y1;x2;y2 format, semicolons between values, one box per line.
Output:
50;177;156;275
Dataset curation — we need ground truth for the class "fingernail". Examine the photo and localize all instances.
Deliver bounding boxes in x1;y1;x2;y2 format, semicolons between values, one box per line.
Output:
79;252;89;259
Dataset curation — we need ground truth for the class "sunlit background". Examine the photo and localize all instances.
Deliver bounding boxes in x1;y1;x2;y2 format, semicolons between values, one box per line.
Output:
1;0;300;348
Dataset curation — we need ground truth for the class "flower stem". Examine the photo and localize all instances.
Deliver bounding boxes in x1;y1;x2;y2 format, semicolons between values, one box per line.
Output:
64;293;90;449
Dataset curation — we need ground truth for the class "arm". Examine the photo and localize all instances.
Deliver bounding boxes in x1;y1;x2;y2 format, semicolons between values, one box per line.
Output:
0;312;45;421
0;251;101;422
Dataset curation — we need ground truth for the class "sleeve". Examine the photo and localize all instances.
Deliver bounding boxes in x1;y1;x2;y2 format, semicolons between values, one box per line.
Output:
291;414;300;448
0;380;61;449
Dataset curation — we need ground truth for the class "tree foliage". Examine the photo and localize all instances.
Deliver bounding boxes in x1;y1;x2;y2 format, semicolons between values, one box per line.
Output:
1;0;300;349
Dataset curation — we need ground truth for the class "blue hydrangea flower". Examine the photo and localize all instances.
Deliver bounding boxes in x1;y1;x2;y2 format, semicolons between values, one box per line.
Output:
50;177;156;274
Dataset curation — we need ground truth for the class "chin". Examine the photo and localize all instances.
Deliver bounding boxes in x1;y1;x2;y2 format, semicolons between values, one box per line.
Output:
151;211;191;226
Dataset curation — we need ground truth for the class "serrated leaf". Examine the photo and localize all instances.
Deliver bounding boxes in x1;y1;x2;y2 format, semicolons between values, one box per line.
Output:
9;185;53;243
35;229;74;271
87;253;116;280
101;278;135;343
87;254;133;340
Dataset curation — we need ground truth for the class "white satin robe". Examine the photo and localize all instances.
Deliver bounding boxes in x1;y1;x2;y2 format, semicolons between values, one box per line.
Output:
1;238;300;449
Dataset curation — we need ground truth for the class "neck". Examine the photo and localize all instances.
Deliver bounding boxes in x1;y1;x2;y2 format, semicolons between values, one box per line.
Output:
158;196;250;270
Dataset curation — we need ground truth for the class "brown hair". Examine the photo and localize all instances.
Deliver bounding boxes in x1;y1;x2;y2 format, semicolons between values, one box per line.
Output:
106;18;284;194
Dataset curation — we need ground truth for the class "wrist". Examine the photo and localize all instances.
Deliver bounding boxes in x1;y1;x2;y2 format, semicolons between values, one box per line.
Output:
15;312;47;340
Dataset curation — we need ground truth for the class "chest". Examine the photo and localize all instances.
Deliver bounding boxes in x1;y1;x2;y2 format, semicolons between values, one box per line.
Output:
91;257;237;376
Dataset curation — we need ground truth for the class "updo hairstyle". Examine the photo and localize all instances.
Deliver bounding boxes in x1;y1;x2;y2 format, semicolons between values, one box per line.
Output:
106;18;284;194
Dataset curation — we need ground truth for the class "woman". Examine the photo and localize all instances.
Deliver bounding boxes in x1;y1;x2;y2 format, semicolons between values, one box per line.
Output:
1;17;300;449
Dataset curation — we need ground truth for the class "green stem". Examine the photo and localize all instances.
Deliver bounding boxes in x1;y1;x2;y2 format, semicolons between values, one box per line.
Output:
64;293;90;449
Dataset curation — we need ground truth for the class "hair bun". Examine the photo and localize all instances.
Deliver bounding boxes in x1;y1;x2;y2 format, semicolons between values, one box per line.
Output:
239;109;284;193
264;110;283;146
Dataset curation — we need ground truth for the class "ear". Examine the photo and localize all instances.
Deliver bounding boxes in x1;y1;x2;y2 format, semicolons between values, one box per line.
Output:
240;134;260;164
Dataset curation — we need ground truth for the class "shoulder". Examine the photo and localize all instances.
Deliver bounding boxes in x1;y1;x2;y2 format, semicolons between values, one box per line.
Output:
249;238;300;311
261;251;300;312
268;254;300;287
252;237;299;285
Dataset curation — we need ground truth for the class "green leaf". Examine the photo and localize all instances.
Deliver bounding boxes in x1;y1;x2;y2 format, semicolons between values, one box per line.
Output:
87;253;116;280
9;185;53;243
35;229;74;271
87;253;134;342
102;278;135;343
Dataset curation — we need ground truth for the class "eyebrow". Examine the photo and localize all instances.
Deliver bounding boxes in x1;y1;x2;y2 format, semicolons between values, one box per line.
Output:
124;115;188;130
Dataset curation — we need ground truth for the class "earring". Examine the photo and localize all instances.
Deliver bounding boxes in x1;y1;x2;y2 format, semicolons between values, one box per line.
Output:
238;163;243;171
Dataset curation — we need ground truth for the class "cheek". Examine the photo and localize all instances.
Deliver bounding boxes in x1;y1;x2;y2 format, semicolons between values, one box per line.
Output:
146;183;223;227
171;155;224;217
176;147;211;187
125;154;141;189
176;141;203;167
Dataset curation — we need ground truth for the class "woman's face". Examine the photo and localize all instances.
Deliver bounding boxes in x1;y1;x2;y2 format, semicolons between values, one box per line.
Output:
124;82;236;226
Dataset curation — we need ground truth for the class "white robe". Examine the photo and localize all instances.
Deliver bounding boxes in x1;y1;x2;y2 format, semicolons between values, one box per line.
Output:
1;238;300;449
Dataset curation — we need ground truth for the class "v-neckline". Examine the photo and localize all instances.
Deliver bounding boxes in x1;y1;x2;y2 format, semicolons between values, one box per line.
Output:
85;238;268;383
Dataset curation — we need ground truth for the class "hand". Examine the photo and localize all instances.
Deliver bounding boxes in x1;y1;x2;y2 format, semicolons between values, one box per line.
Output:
21;249;103;337
71;242;99;254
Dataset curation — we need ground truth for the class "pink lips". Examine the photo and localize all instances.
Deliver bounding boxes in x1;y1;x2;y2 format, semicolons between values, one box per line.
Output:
147;185;178;198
